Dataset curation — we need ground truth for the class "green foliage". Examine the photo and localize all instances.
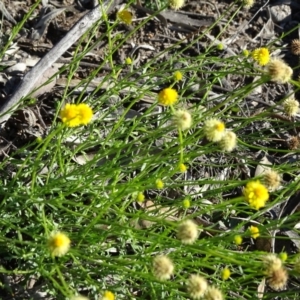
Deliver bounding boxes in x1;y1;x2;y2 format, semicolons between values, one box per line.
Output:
0;0;300;299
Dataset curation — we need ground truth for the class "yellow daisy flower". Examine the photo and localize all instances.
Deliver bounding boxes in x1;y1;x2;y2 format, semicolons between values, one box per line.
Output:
252;47;270;66
157;88;178;106
48;231;71;257
243;180;269;210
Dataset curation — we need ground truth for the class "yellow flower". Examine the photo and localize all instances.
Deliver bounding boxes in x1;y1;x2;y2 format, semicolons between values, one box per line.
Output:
152;255;174;280
252;47;270;66
173;109;192;130
182;198;191;209
125;57;132;65
243;180;269;210
266;58;293;84
137;192;145;203
60;103;93;127
117;10;132;25
157;88;178;106
48;231;70;257
242;49;249;57
234;235;243;245
156;179;164;189
169;0;185;10
173;71;183;81
76;103;93;125
249;225;259;239
102;291;115;300
221;267;231;280
279;252;288;262
186;274;208;299
177;219;199;244
217;43;224;50
204;118;226;142
179;163;187;173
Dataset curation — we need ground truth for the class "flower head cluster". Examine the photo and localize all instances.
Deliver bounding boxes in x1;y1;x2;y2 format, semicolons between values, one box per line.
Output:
156;179;164;189
251;47;270;66
221;268;231;280
177;219;199;244
157;88;178;106
182;198;191;208
48;231;71;257
204;118;226;142
249;225;259;239
186;274;208;299
173;109;192;130
283;96;299;117
169;0;185;10
102;291;115;300
243;180;269;210
291;39;300;55
179;163;187;172
266;58;293;84
70;296;89;300
263;255;288;291
219;131;237;152
234;235;243;245
263;169;281;191
152;255;174;280
174;71;183;81
137;192;145;203
242;0;255;9
60;103;93;127
117;10;132;25
204;286;224;300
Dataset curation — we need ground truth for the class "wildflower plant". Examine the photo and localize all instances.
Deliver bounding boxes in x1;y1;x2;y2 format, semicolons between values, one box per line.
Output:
2;1;300;299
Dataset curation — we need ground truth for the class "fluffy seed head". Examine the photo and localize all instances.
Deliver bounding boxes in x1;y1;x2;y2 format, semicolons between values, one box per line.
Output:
266;58;293;84
177;219;199;244
267;267;288;291
242;0;255;9
219;131;237;152
263;254;283;275
263;170;281;191
283;97;299;117
186;274;208;299
173;109;192;130
251;47;270;66
169;0;185;10
249;225;259;239
204;286;224;300
152;255;174;280
158;88;178;106
291;39;300;55
204;118;226;142
243;180;269;210
48;232;71;257
70;296;89;300
288;136;300;150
